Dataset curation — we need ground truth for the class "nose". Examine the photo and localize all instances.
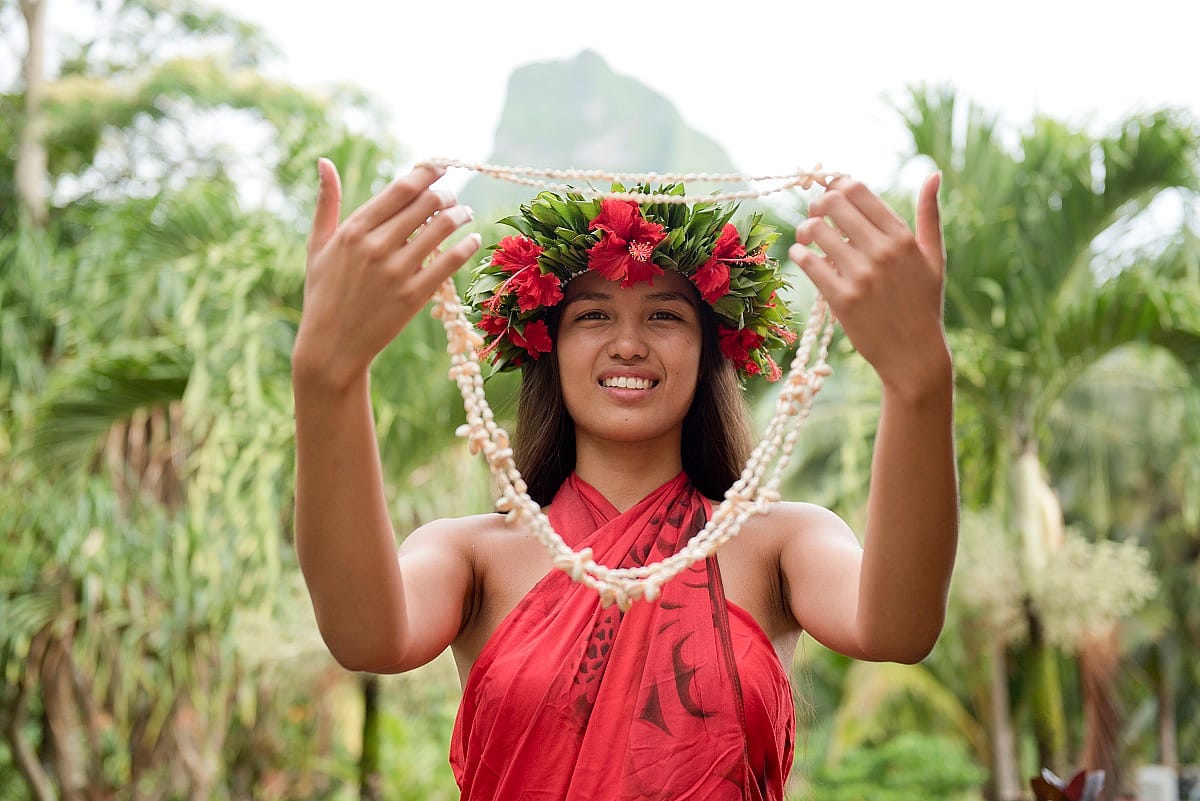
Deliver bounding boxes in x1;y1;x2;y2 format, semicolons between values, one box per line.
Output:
606;318;649;361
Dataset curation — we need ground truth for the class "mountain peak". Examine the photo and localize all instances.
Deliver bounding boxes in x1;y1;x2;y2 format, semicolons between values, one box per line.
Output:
461;50;739;217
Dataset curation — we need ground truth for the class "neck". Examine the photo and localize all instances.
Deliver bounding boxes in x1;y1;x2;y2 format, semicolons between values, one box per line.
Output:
573;431;684;513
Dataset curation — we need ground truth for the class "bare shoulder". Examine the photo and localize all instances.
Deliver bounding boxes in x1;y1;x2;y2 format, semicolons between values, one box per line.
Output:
755;500;870;658
742;500;860;552
400;512;510;555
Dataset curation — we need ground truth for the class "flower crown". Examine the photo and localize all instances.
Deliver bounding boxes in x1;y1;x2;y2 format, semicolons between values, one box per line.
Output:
465;184;798;381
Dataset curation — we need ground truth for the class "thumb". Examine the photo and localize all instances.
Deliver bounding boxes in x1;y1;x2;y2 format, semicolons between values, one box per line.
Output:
915;171;946;270
307;158;342;259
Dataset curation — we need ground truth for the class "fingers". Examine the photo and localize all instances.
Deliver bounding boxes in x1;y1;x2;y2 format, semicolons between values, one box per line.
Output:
368;187;460;255
403;204;475;263
796;216;856;268
308;158;342;259
806;189;882;251
410;233;484;299
788;242;844;301
915;172;946;271
822;177;909;238
353;164;447;231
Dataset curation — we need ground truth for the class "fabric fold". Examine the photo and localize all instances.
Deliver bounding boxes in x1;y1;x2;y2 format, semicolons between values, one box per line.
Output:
450;472;794;800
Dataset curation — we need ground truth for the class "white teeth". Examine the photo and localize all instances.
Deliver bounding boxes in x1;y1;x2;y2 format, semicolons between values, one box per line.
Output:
601;376;655;389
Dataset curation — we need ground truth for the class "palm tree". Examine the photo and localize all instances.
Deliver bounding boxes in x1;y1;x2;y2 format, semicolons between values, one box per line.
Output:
775;89;1199;800
0;4;496;795
899;86;1199;797
1046;336;1200;784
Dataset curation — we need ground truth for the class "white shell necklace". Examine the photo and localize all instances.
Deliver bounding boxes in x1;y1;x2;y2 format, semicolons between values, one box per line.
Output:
423;160;839;611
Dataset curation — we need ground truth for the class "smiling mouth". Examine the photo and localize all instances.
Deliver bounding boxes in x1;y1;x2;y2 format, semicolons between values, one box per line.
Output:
599;376;659;390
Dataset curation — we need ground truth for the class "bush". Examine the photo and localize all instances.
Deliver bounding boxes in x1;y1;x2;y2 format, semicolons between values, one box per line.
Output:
808;732;986;801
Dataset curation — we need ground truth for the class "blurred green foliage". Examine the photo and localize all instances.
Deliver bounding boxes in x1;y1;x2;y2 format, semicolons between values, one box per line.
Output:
2;1;1199;800
809;732;987;801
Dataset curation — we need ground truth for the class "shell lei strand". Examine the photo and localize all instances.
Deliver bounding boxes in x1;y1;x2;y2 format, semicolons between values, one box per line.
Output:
431;280;836;613
426;158;839;611
419;159;842;203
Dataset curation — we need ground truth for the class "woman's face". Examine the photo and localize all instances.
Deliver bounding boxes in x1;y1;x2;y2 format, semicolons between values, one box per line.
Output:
555;270;702;448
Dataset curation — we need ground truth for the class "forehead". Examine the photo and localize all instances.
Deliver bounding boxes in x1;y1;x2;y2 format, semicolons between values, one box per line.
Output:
563;269;697;303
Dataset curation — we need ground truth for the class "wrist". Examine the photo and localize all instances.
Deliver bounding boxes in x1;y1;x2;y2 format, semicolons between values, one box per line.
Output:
878;340;954;407
291;343;370;401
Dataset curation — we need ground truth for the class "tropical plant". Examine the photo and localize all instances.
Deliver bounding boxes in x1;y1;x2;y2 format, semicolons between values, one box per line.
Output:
776;87;1200;800
805;731;987;801
0;1;493;798
904;86;1198;797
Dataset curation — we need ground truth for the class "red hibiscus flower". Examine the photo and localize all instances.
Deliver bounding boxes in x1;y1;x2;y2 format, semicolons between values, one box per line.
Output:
770;324;797;345
508;319;553;358
718;325;765;373
478;313;508;337
691;224;746;303
587;199;666;287
509;268;563;312
764;353;782;382
492;236;542;272
492;236;562;312
691;260;730;304
712;223;747;263
476;313;510;359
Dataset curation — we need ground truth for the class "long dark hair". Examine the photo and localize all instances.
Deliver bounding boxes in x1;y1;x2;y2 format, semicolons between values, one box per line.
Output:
514;303;755;505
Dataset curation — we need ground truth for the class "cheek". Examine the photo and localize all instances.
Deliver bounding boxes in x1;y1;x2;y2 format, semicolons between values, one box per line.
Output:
555;336;591;414
668;344;702;405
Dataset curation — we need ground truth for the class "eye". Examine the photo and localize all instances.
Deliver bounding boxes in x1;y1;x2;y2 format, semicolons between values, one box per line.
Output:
575;309;608;321
650;309;685;321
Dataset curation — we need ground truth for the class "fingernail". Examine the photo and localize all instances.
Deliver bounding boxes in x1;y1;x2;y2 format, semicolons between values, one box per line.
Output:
466;232;482;253
435;189;456;206
445;205;474;225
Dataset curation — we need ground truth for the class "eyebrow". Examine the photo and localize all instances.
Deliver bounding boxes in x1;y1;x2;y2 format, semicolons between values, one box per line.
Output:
644;290;695;305
562;289;696;307
562;289;613;306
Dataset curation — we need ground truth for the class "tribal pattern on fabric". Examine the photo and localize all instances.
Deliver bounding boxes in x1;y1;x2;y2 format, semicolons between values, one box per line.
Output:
450;473;795;801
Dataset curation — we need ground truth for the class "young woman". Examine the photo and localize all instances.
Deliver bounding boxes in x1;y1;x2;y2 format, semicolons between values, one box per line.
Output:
292;160;958;801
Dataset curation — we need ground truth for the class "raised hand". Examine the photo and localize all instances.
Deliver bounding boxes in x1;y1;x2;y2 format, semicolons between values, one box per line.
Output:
788;173;950;400
293;159;482;392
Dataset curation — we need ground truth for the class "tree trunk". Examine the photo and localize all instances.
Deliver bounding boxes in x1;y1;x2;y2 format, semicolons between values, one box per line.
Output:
1079;625;1122;801
1156;637;1179;767
988;640;1023;801
4;630;58;801
1028;610;1068;776
17;0;49;227
41;636;88;801
359;674;383;801
1013;442;1068;776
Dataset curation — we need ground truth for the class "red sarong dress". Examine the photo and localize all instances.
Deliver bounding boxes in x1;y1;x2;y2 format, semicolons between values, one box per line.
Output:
450;472;795;800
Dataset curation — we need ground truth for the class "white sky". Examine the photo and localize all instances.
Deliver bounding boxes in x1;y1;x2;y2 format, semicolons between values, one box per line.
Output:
14;0;1195;199
191;0;1200;194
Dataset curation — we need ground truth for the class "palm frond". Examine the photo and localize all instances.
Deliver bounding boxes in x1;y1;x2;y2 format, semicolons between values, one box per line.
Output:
828;660;989;765
30;339;191;471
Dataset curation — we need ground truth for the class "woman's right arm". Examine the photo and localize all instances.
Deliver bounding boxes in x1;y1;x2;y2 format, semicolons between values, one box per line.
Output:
292;160;481;673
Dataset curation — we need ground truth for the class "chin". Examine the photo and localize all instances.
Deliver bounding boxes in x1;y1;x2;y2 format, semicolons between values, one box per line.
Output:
577;415;684;448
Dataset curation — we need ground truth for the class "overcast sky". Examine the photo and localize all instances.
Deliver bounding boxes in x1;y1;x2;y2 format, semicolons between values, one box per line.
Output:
15;0;1196;198
185;0;1200;194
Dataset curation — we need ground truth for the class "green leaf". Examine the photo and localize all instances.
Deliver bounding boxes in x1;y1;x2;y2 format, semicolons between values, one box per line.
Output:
497;215;535;237
713;295;746;325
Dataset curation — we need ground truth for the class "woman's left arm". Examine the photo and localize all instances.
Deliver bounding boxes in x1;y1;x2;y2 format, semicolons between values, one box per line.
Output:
785;173;958;663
